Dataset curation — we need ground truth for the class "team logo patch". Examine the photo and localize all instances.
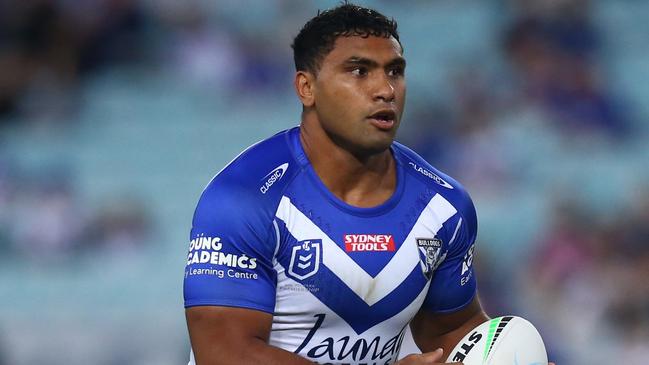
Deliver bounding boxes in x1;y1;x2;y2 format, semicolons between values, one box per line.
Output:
344;234;395;252
416;237;446;280
288;239;322;280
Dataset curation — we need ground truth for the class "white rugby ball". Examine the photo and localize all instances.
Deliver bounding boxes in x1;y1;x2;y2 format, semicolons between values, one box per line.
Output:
446;316;548;365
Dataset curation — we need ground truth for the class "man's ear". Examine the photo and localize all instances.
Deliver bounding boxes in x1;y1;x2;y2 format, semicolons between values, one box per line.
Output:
294;71;316;107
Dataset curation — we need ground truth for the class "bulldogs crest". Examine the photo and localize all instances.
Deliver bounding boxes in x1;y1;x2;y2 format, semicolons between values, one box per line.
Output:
416;237;446;280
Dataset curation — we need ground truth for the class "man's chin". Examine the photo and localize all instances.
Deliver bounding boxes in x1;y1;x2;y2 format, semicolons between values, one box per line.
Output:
368;130;397;150
353;138;395;157
328;127;396;158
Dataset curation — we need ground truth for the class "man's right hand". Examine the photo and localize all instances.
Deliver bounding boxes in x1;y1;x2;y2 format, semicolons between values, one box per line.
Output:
396;348;462;365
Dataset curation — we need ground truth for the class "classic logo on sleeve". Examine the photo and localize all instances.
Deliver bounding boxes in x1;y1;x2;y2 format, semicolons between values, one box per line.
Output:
416;237;447;280
260;162;289;194
344;234;395;252
408;162;453;189
287;239;322;280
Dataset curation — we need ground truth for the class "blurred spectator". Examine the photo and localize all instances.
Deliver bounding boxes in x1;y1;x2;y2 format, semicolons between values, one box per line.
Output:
67;0;146;72
604;189;649;363
0;0;79;119
530;198;595;287
236;34;292;95
521;192;649;364
400;101;454;165
0;159;152;262
621;186;649;255
404;66;517;196
442;67;514;194
0;0;146;122
9;168;83;263
81;195;151;255
163;6;244;91
503;0;628;139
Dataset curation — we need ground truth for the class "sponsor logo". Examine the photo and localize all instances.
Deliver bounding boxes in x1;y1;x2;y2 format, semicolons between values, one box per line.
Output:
344;234;395;252
461;244;475;275
186;234;258;270
461;269;473;286
288;239;322;280
483;316;514;361
450;330;482;363
295;314;406;364
260;162;289;194
185;267;258;280
416;237;447;280
460;244;475;285
408;162;453;189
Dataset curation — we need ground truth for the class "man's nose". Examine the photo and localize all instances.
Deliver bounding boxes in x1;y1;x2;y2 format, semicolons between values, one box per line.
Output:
371;73;395;102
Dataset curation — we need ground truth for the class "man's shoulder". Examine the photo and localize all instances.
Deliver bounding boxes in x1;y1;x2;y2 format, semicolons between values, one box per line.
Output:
216;128;296;179
196;128;302;217
393;141;477;226
393;141;464;193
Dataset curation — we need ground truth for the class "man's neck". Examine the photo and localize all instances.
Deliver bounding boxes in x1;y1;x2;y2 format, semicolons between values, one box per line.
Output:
299;119;397;208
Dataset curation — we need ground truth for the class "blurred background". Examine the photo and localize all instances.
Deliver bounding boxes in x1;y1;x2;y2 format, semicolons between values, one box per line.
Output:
0;0;648;364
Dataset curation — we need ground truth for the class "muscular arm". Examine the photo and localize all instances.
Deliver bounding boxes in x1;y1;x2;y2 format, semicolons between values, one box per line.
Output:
186;306;314;365
409;296;489;356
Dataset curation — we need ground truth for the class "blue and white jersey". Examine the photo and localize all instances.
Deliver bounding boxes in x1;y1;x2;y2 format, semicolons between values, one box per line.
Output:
184;127;478;365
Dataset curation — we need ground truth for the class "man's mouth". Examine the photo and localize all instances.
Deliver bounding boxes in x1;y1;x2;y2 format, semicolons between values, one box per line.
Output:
367;110;397;131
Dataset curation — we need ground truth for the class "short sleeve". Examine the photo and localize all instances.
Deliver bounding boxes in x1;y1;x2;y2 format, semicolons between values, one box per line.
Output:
421;198;478;313
183;180;278;313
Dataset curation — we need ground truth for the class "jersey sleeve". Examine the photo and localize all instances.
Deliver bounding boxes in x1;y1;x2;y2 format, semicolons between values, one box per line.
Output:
183;179;278;313
421;196;478;313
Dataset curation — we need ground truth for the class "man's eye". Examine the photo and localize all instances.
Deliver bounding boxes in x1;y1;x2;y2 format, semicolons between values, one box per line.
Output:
388;67;404;77
350;67;368;76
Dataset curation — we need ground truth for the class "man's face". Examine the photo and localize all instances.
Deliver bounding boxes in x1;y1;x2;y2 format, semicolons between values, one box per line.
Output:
311;35;406;155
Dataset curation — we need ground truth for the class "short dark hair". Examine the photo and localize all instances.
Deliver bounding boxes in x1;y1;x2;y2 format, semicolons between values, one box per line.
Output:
291;2;401;74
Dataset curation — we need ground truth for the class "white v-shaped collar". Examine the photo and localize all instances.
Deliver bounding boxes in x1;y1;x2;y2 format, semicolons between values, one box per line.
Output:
275;194;457;306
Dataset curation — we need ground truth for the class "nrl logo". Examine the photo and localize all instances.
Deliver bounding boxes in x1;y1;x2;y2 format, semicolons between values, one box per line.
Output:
416;237;446;280
288;239;322;280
